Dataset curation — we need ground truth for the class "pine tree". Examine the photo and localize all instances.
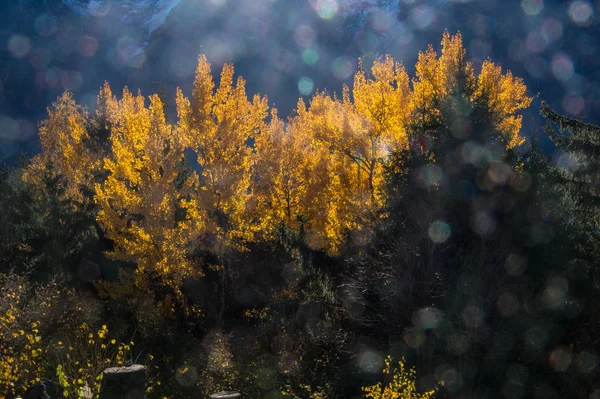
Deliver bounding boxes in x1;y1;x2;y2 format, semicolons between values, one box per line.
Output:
538;102;600;399
541;101;600;219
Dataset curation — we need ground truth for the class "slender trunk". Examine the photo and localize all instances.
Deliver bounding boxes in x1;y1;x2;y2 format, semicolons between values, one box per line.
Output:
216;255;226;327
368;161;376;210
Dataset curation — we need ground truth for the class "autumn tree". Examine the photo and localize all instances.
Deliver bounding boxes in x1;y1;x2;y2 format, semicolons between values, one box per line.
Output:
303;57;412;215
473;60;531;148
252;32;532;255
89;82;120;158
410;31;476;139
174;56;271;325
16;89;118;280
176;55;269;249
253;107;310;238
380;32;532;254
410;31;531;152
253;101;353;253
95;89;205;312
351;55;412;203
2;30;557;398
266;71;411;254
318;32;544;399
23;92;99;207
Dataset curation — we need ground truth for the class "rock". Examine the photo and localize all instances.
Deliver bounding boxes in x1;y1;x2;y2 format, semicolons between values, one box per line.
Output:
23;382;50;399
98;364;146;399
209;392;241;399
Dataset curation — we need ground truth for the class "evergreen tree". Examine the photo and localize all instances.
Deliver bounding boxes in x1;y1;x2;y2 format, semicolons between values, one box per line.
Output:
540;104;600;393
541;101;600;222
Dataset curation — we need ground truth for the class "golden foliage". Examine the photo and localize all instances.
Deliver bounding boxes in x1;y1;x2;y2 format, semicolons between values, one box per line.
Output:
0;277;47;397
353;54;412;151
254;98;358;253
55;323;134;398
410;31;531;149
27;31;532;296
252;32;530;254
95;88;205;301
3;33;533;397
362;356;439;399
23;92;100;206
197;332;240;396
412;44;443;130
411;32;478;132
282;383;328;399
253;107;312;236
177;56;269;248
0;274;122;398
473;60;532;147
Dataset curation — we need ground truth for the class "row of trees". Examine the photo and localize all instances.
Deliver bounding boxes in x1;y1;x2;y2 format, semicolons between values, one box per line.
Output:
21;32;531;313
3;31;599;398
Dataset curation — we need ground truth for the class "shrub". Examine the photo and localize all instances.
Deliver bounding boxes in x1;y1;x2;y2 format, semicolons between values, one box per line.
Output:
0;274;65;398
54;323;134;398
362;356;439;399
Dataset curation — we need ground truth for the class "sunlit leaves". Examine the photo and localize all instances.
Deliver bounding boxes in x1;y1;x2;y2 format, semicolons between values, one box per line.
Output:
191;54;215;130
362;356;439;399
410;31;531;150
28;31;533;276
353;55;412;150
412;44;443;130
178;56;269;248
95;89;205;298
474;60;532;147
253;108;311;236
23;92;100;206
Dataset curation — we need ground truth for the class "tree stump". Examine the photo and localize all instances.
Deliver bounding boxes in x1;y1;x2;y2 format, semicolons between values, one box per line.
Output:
99;364;146;399
209;392;241;399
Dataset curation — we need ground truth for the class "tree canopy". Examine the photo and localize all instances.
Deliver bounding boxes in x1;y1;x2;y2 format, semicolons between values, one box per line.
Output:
14;32;600;399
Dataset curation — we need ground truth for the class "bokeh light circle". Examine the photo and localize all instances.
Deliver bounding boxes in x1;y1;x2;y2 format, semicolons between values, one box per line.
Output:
551;53;574;82
298;77;314;96
429;220;451;244
521;0;544;16
568;1;594;25
7;35;32;59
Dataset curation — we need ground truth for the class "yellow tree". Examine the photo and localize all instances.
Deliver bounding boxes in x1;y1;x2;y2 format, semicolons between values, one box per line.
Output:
23;92;99;206
275;56;412;253
90;82;120;153
305;56;413;212
362;356;439;399
410;31;531;149
283;96;358;253
473;60;532;148
411;31;476;136
177;55;269;248
253;107;310;236
438;30;476;97
95;89;205;307
411;43;443;134
175;56;269;325
350;55;412;206
353;56;412;144
253;101;350;253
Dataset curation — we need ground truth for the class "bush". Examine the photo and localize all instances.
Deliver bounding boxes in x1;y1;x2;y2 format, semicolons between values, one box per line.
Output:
0;274;67;398
362;356;439;399
0;273;137;399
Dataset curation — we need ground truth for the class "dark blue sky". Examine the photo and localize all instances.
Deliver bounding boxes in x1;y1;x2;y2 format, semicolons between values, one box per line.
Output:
1;0;599;162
